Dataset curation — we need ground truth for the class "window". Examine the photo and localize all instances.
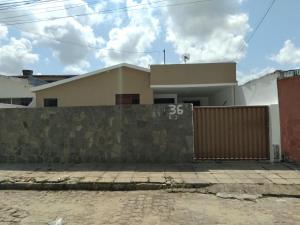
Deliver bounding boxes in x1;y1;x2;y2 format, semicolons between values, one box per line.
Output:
154;98;175;104
0;98;11;104
0;98;33;106
12;98;33;106
44;98;58;107
116;94;140;105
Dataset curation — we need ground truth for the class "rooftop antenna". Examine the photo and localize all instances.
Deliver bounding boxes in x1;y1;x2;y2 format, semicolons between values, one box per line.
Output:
182;53;190;64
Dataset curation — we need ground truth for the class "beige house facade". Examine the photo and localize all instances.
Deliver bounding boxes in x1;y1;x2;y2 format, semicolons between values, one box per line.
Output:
151;63;236;106
32;62;236;107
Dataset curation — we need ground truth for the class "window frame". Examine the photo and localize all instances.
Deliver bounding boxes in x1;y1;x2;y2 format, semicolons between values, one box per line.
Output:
115;94;140;105
44;98;58;107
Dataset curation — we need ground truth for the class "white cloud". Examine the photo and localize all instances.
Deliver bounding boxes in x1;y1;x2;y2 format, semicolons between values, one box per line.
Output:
237;67;275;84
97;0;160;67
0;24;8;39
64;60;90;74
164;0;250;63
0;0;105;72
0;38;39;75
271;40;300;65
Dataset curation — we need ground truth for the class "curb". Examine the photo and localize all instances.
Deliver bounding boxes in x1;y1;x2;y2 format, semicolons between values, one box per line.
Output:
0;182;211;191
0;182;299;197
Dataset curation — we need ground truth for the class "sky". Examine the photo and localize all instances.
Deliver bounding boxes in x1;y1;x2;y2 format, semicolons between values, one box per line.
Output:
0;0;299;83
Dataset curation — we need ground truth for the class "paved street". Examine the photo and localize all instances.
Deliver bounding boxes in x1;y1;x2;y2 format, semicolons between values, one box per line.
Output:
0;190;299;225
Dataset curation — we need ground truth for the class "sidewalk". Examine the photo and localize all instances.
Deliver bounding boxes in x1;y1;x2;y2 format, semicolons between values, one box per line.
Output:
0;162;299;195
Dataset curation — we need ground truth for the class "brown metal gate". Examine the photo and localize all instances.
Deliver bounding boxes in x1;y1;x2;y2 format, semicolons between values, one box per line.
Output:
194;106;269;160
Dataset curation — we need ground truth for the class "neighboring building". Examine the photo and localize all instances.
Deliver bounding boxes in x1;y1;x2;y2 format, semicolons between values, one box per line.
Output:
234;69;300;162
32;63;237;107
235;72;279;106
0;75;37;107
0;70;75;107
277;70;300;163
235;71;283;162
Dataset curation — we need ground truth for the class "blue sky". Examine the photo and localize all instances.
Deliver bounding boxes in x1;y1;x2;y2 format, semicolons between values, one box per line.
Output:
0;0;299;83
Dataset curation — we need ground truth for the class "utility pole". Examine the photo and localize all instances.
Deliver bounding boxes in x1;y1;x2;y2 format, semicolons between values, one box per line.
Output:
163;49;166;64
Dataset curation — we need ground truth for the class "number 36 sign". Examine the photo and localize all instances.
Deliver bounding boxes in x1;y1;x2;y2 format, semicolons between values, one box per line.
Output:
168;105;184;120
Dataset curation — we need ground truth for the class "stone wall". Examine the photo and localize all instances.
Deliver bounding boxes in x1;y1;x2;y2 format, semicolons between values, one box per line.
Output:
0;104;194;163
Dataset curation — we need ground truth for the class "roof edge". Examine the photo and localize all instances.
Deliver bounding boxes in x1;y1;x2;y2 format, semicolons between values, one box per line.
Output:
31;63;150;92
150;62;237;67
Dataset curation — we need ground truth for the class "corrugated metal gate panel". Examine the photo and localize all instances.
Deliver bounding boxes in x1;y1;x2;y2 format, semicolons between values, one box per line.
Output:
194;106;269;160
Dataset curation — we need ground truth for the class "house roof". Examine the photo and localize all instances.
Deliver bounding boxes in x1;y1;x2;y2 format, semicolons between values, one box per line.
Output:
31;63;150;92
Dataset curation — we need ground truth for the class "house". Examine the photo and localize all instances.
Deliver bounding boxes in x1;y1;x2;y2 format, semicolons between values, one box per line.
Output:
31;62;237;107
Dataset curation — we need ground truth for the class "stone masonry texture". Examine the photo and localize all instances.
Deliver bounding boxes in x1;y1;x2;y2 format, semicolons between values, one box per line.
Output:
0;104;194;163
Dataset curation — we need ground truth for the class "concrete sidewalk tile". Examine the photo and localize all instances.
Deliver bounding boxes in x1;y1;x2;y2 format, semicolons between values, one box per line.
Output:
101;172;120;177
229;174;249;179
212;173;232;179
195;172;213;175
180;173;198;179
131;176;149;183
196;174;215;180
114;177;132;183
263;174;282;179
233;178;256;184
99;173;119;182
209;170;227;173
269;178;291;184
250;178;271;184
164;172;182;178
286;179;300;184
98;176;116;183
135;172;151;177
228;170;249;174
116;172;134;178
276;172;300;179
246;173;265;179
216;178;236;184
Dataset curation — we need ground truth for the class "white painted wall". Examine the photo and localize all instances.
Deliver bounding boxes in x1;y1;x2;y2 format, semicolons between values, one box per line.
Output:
0;103;26;108
0;75;35;98
235;73;278;106
0;75;35;107
269;104;281;162
209;86;235;106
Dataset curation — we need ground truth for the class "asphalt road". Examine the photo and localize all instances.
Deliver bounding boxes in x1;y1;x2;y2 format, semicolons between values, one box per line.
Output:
0;190;299;225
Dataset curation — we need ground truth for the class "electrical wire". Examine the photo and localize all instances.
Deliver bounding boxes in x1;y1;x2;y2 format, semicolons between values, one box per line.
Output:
0;0;168;21
1;0;214;25
240;0;276;51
